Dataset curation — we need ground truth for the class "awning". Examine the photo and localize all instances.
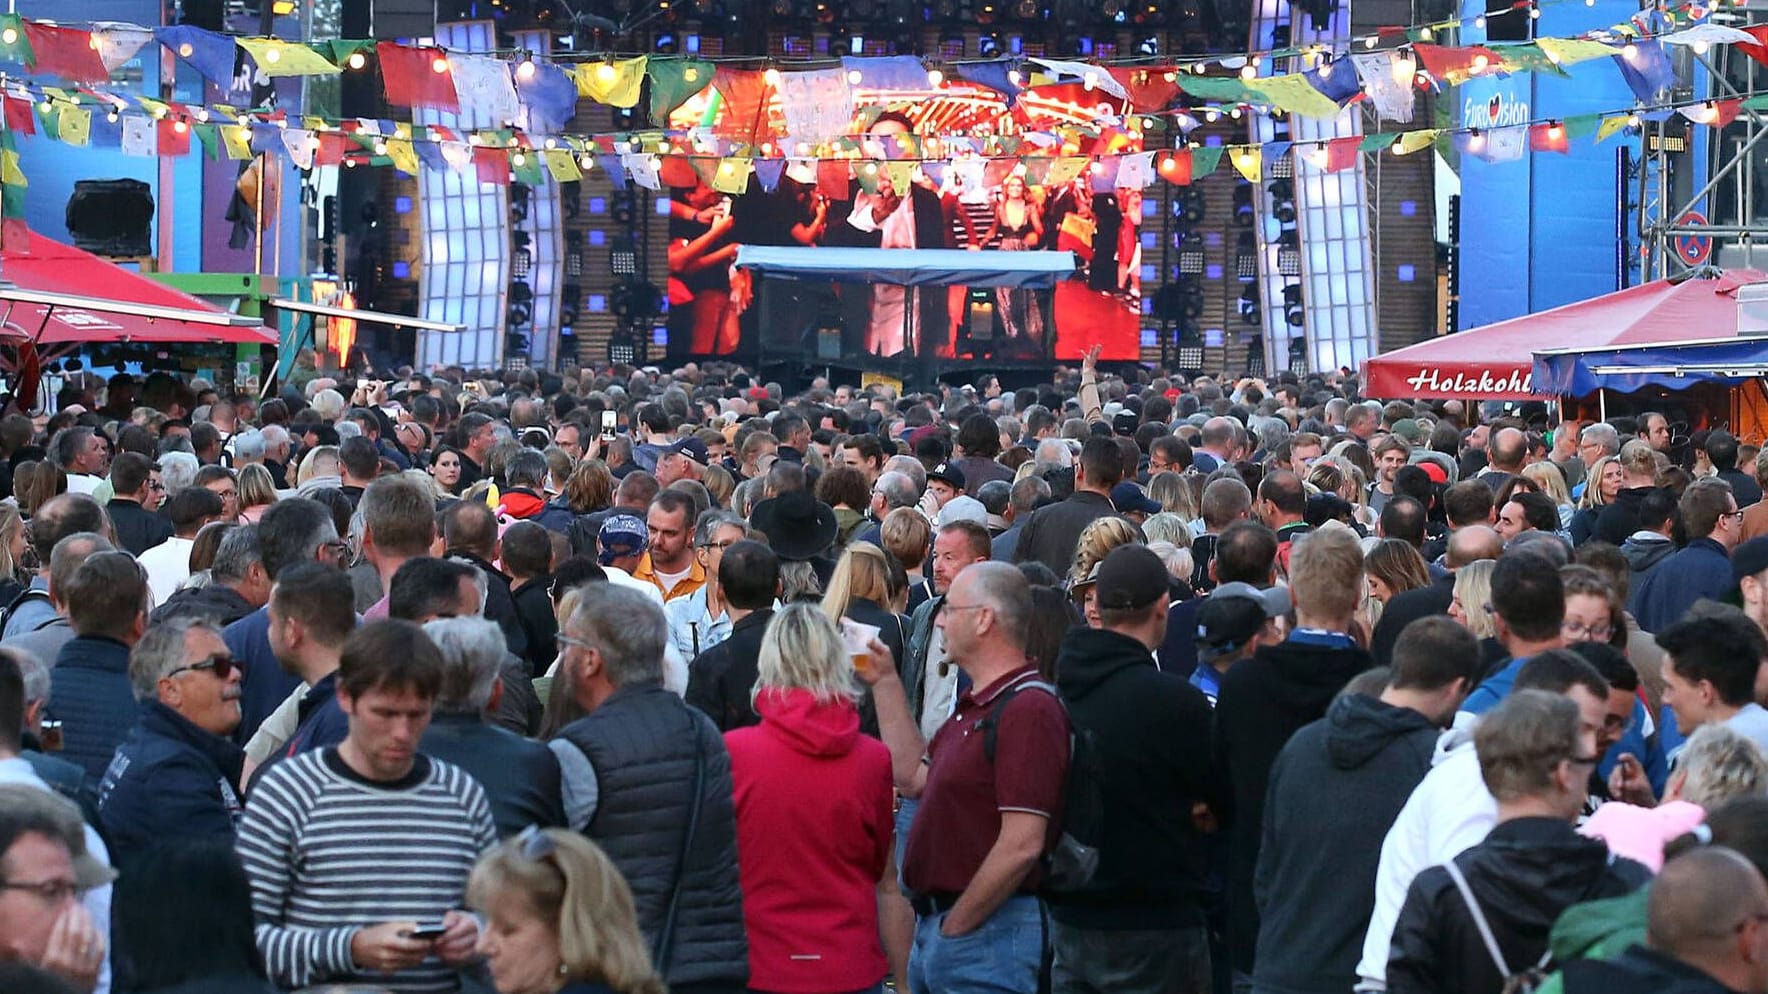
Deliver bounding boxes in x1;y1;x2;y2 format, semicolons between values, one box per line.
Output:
1365;267;1768;400
1533;337;1768;394
735;245;1078;288
0;228;274;345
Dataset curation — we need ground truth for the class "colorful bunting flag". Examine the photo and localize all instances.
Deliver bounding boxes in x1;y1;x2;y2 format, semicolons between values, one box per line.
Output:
22;22;110;82
516;61;577;134
220;124;253;160
2;96;35;136
155;25;237;87
1106;66;1181;113
0;14;33;65
574;57;646;108
1230;146;1262;181
156;117;190;156
1534;38;1622;68
713;67;772;143
236;37;339;78
1614;41;1675;104
0;129;25;249
1250;73;1345;120
55;105;89;146
778;68;853;145
1528;121;1569;154
647;58;715;122
378;42;460;111
472;145;509;185
1351;52;1415;123
450;54;521;126
89;23;153;73
1596;115;1634;143
1190;147;1224;180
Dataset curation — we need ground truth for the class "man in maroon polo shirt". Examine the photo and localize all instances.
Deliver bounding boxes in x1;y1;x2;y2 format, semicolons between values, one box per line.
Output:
863;560;1069;994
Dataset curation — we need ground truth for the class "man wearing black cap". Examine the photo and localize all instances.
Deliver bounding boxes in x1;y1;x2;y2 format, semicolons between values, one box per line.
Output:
926;462;966;512
1191;582;1289;706
1049;544;1220;994
1732;536;1768;646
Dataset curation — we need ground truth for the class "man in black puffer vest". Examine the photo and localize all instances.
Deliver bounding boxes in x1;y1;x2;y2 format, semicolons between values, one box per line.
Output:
551;582;747;994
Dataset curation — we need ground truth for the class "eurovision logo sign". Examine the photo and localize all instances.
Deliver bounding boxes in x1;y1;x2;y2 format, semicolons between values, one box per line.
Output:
1402;366;1535;395
1462;90;1532;130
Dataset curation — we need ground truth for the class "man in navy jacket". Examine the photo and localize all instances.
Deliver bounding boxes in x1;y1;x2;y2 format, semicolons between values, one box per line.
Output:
1630;479;1742;633
48;551;152;782
98;619;245;868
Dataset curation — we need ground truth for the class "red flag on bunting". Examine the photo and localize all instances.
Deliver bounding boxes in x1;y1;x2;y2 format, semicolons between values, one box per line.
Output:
3;95;36;135
156;119;191;156
1325;137;1361;172
472;146;510;185
1738;24;1768;69
1157;150;1192;186
377;42;461;111
22;22;110;82
314;133;349;167
712;67;772;142
1528;122;1569;154
1106;66;1181;113
816;159;850;200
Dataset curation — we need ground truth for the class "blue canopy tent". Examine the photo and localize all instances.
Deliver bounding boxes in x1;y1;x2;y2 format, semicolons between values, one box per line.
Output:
733;246;1079;287
1533;337;1768;396
733;246;1080;386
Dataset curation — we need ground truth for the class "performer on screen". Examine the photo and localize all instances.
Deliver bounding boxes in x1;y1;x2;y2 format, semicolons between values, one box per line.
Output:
666;181;741;355
981;173;1047;356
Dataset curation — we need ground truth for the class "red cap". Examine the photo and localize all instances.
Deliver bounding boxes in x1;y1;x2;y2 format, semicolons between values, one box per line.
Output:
1418;461;1448;484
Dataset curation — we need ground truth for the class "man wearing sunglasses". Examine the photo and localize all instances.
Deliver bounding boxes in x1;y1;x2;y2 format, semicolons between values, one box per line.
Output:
95;620;244;868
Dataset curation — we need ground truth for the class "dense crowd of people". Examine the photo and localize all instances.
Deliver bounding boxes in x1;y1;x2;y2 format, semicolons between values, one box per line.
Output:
4;354;1768;994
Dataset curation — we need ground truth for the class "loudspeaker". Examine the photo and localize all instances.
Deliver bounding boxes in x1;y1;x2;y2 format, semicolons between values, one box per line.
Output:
65;179;154;257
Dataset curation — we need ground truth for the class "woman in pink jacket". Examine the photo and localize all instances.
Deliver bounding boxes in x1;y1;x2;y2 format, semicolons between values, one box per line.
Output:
725;602;894;994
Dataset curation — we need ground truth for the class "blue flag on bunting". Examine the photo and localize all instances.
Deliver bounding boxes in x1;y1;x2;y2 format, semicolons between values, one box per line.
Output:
753;158;785;192
841;55;931;93
155;25;238;88
1614;41;1674;104
953;59;1021;98
516;61;578;135
1304;59;1363;105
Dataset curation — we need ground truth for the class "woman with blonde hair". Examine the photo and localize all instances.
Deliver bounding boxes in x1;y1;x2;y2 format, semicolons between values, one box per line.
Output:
822;542;910;674
1569;454;1623;545
701;463;735;509
1448;559;1498;641
236;463;278;524
0;504;26;603
725;602;894;994
1141;512;1194;548
1521;462;1575;531
557;460;614;516
1147;470;1198;521
1068;515;1143;591
1363;538;1431;629
469;828;667;994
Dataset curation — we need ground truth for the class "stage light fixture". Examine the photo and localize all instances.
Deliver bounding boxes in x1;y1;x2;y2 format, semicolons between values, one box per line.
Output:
1235;232;1258;280
1245;337;1266;377
1288;335;1308;373
1136;36;1158;55
1283;283;1304;327
1232;185;1255;227
560;283;581;326
979;31;1001;53
1013;0;1039;20
1238;284;1260;325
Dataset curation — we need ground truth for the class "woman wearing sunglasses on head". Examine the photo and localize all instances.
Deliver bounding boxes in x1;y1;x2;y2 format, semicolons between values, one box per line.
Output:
469;827;666;994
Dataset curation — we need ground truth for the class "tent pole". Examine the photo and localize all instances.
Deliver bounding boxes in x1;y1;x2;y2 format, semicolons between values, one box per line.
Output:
1599;388;1607;423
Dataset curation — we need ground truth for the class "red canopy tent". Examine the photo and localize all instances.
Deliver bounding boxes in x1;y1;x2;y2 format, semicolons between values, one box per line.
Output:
0;228;275;345
1363;268;1768;400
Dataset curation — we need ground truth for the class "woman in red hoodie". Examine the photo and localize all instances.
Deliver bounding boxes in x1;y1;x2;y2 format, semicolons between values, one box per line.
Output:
725;602;895;994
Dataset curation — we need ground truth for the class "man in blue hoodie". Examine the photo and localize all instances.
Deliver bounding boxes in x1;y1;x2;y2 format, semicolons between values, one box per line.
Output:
1252;617;1482;994
1630;478;1743;634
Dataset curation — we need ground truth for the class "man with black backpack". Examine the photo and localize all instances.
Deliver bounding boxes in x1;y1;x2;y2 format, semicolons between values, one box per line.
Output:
863;560;1069;994
1050;543;1220;994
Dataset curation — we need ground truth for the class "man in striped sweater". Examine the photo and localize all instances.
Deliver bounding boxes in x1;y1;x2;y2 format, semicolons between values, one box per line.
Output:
236;619;497;994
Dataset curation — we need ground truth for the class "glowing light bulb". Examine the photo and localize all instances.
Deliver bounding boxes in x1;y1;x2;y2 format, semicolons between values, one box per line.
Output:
1239;64;1257;80
1471;53;1489;73
512;152;526;166
1090;160;1104;174
35;101;47;113
1622;43;1639;60
1547;123;1563;139
1473;15;1485;27
579;154;595;169
432;54;450;73
1468;130;1485;151
264;46;282;64
1083;70;1098;89
1235;151;1253;168
517;59;536;81
176;41;192;57
544;138;557;149
106;110;119;123
1699;101;1719;123
88;33;99;50
1205;109;1219;122
195;109;209;122
1418;26;1433;40
596;62;616;82
719;161;734;175
174;120;188;133
347;51;366;69
1163;71;1176;82
1529;4;1542;16
927;69;943;86
1692;41;1710;55
1626;113;1640;127
1230;106;1242;119
847;69;862;84
344;158;357;168
764;67;782;86
1007;69;1022;85
1392;55;1416;83
683;67;698;82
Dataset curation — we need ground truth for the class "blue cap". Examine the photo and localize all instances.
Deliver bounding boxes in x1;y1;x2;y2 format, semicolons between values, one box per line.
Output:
597;513;649;565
